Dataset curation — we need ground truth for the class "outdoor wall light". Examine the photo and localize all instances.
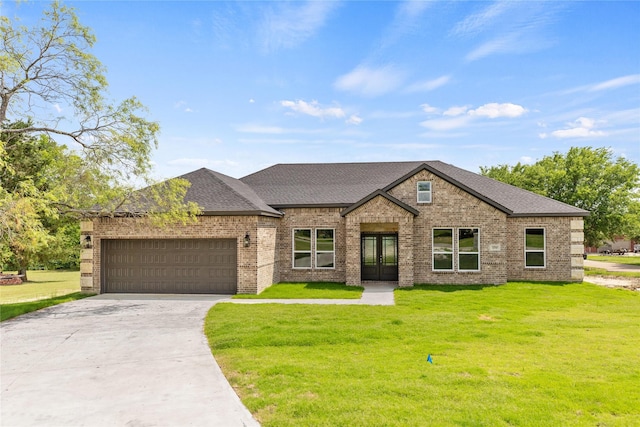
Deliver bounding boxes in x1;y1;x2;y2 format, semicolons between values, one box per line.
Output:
83;235;93;249
243;232;251;248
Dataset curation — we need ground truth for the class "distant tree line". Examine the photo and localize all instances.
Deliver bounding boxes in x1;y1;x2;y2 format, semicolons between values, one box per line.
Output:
481;146;640;248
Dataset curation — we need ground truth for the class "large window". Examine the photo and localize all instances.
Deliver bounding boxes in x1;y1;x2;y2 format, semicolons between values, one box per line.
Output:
433;228;453;270
432;227;481;272
293;229;312;268
417;181;432;203
458;228;480;271
316;229;335;269
525;228;545;268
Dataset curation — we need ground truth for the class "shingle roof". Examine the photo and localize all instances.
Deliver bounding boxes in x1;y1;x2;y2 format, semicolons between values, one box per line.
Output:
241;161;589;217
179;168;282;217
241;161;424;206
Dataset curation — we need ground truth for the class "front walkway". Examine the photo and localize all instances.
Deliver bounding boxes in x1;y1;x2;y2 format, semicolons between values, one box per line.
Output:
230;282;397;306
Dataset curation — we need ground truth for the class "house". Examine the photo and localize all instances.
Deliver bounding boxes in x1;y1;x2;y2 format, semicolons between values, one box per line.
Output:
80;161;589;294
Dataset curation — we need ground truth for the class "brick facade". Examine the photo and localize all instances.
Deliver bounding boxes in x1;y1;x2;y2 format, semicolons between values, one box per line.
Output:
86;170;584;294
84;216;278;294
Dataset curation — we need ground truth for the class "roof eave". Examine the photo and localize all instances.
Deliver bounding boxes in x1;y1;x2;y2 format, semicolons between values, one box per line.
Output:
508;211;590;218
271;203;352;209
200;210;283;217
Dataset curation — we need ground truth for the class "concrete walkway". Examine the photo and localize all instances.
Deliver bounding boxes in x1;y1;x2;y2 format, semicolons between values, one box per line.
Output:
230;282;397;306
1;295;259;427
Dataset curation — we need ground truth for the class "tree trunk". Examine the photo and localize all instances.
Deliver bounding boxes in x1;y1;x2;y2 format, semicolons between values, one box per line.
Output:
18;267;28;282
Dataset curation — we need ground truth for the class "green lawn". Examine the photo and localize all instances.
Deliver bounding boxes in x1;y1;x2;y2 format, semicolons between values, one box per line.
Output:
0;270;81;303
587;255;640;266
233;282;363;299
584;266;640;278
1;292;91;322
206;282;640;426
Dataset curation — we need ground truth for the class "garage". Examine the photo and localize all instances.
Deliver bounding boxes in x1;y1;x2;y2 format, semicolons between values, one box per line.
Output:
102;239;237;294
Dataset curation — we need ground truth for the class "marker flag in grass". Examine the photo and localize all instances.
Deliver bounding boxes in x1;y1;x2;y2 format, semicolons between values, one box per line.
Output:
427;354;433;364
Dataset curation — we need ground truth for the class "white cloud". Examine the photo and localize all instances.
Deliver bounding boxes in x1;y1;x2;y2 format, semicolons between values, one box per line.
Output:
406;75;451;93
468;103;527;118
334;65;406;97
589;74;640;92
346;115;363;125
53;104;63;113
379;0;434;48
421;102;527;131
451;1;513;37
249;99;255;104
420;116;473;131
280;100;346;119
443;105;470;117
421;104;440;115
541;117;607;139
454;2;560;62
260;1;338;53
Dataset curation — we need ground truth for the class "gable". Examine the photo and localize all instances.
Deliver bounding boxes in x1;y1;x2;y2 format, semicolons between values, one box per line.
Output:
341;193;418;219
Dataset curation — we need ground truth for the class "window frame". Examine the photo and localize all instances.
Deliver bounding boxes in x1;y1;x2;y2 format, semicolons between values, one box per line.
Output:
432;227;454;271
417;181;432;204
524;227;546;268
292;228;312;269
458;228;480;272
315;228;335;269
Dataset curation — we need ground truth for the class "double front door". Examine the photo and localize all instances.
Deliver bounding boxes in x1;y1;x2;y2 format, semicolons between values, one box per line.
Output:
361;233;398;281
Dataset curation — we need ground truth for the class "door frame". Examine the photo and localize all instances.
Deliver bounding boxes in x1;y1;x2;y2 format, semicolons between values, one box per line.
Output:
360;233;399;281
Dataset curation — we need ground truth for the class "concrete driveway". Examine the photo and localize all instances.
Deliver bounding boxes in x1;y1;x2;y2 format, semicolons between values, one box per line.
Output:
1;294;259;427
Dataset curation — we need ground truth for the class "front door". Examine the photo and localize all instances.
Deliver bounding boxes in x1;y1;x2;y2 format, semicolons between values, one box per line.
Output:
361;233;398;281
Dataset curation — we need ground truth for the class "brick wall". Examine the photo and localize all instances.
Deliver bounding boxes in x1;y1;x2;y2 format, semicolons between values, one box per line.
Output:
85;215;277;294
343;196;415;287
506;217;584;282
276;207;346;283
387;170;509;285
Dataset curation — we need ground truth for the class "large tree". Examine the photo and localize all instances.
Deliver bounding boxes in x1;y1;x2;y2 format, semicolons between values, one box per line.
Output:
1;1;156;178
480;147;640;247
1;2;199;275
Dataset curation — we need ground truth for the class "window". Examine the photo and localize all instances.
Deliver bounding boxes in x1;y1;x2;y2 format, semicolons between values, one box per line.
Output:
417;181;432;203
525;228;545;268
458;228;480;271
433;228;453;270
293;229;312;268
316;229;335;269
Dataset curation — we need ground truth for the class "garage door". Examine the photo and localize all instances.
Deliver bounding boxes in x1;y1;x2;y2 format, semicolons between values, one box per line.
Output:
102;239;237;294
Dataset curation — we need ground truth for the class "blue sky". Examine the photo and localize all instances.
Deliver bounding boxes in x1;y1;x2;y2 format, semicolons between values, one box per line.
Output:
6;1;640;179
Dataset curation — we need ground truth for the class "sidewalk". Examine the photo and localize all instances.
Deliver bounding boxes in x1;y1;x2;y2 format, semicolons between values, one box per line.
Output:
230;282;396;306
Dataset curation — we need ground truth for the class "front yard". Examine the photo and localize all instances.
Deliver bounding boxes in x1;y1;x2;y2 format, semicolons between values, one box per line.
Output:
0;270;88;321
205;282;640;426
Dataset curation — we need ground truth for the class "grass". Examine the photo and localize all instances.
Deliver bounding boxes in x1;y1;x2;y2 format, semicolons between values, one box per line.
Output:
206;282;640;426
1;292;92;322
584;266;640;278
232;282;364;299
587;255;640;266
0;270;81;303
